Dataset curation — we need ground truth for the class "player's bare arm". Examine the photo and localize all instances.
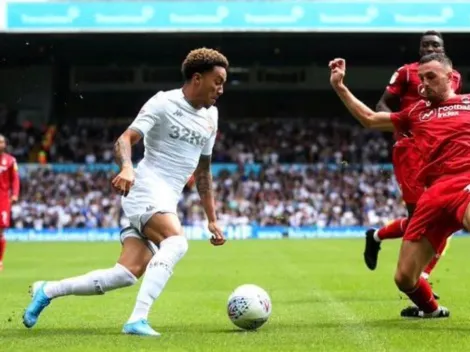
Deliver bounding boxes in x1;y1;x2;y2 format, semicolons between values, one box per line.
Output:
194;154;225;246
376;90;400;112
329;58;395;132
112;129;142;196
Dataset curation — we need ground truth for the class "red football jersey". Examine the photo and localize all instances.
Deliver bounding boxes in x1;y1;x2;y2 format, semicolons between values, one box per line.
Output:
391;95;470;187
0;153;20;200
386;62;462;111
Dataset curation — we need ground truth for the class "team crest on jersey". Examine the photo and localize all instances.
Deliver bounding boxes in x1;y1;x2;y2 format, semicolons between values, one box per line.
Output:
419;109;436;121
205;116;215;132
462;96;470;104
206;121;214;132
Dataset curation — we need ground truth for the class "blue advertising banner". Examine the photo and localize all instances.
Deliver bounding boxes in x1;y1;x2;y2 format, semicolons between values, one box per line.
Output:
5;226;467;241
5;1;470;33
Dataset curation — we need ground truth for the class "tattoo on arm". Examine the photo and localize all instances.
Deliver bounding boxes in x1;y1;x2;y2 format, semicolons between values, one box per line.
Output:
195;155;213;197
114;136;133;168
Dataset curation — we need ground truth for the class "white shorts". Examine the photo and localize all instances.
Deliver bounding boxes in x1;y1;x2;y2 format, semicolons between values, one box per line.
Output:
121;162;180;233
120;226;158;254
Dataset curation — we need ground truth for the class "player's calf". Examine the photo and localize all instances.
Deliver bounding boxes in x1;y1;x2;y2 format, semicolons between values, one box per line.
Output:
376;218;409;241
43;263;138;299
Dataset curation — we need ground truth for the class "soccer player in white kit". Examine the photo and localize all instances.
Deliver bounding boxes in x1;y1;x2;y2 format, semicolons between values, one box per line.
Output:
23;48;229;336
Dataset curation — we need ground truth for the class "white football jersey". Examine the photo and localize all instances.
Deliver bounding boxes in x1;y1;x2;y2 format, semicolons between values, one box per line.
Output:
129;89;218;195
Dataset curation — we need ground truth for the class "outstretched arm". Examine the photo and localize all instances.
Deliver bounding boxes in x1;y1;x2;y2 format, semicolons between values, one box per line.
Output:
329;58;395;131
334;84;394;131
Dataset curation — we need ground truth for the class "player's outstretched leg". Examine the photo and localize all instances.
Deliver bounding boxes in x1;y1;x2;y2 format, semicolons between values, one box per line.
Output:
23;227;152;329
364;218;409;270
395;238;449;319
122;213;188;337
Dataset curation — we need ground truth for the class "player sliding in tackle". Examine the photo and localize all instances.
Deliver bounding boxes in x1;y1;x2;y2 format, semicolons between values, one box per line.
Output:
364;31;462;300
330;53;470;318
23;48;228;336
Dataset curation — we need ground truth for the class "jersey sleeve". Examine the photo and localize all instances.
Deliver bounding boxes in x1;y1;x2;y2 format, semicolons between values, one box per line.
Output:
390;106;412;133
386;66;408;96
128;93;164;136
9;157;20;198
201;108;218;156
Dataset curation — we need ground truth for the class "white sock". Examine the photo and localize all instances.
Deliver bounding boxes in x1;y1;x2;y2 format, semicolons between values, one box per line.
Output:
127;235;188;323
373;229;381;243
43;263;137;298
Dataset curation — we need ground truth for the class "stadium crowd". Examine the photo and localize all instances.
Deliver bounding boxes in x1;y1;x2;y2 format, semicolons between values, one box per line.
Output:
4;118;393;164
3;118;404;230
11;165;405;230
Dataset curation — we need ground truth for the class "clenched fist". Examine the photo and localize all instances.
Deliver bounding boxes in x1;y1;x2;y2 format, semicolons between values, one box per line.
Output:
329;58;346;89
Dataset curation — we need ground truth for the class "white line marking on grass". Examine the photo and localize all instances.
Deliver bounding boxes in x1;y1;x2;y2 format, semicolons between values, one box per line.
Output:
311;287;387;351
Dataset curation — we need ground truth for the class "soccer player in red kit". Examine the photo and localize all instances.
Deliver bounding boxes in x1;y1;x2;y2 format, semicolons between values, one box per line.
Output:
364;31;462;294
0;134;20;271
330;53;470;318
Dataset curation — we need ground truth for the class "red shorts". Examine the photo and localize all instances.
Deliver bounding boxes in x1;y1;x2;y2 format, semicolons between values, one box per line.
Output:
0;205;10;228
392;139;425;205
403;173;470;252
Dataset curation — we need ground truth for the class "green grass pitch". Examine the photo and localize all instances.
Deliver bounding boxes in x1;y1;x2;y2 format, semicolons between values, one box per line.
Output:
1;238;470;352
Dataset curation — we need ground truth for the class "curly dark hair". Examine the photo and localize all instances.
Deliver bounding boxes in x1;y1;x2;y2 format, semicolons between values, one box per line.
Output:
181;48;229;81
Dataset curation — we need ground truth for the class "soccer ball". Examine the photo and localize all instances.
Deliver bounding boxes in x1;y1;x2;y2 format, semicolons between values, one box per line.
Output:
227;284;272;330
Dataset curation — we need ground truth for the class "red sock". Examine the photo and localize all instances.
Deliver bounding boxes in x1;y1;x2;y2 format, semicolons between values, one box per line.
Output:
0;236;5;262
377;218;409;241
403;277;439;313
423;256;439;276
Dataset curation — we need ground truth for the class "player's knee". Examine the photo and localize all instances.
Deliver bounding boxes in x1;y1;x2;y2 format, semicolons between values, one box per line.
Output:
161;235;188;258
394;268;418;291
123;263;147;279
158;223;183;239
112;264;138;289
